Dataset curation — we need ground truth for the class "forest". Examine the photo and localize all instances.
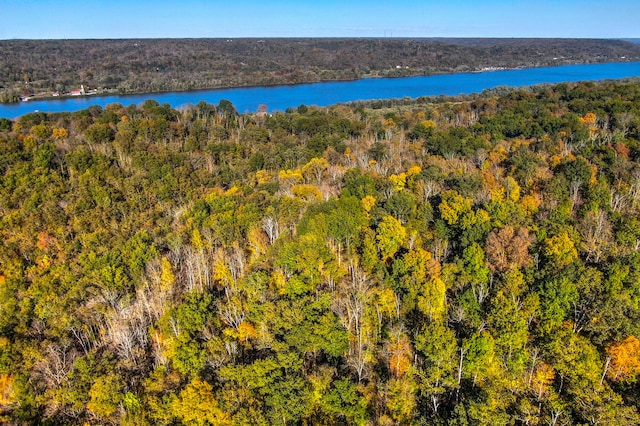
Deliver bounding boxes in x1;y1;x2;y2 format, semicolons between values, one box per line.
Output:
1;79;640;425
2;37;640;102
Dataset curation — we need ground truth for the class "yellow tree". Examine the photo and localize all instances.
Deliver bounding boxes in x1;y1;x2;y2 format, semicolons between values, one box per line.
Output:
52;127;68;140
87;374;125;421
0;374;15;410
385;374;417;424
438;190;472;226
543;232;578;269
388;173;407;192
579;112;598;140
606;336;640;382
301;157;329;184
171;377;230;425
376;215;406;261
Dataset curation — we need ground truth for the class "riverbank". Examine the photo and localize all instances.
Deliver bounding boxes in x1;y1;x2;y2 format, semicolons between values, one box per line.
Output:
2;37;640;106
2;61;640;120
19;87;122;103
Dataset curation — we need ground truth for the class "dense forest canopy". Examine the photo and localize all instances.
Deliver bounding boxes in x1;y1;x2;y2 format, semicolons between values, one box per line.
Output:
1;80;640;424
2;38;640;102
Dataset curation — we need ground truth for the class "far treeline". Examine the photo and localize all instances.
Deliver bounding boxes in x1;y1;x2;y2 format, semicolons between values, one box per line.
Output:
1;79;640;424
2;37;640;102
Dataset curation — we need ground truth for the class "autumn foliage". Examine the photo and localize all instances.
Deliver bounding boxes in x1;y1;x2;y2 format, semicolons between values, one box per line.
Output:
607;335;640;382
2;81;640;424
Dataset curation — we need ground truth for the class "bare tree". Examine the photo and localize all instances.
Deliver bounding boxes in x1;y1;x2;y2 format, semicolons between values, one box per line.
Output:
570;179;583;215
33;342;78;388
262;216;280;245
333;262;374;382
579;209;613;263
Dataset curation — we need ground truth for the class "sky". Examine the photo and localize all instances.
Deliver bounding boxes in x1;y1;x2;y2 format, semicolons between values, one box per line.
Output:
1;0;639;40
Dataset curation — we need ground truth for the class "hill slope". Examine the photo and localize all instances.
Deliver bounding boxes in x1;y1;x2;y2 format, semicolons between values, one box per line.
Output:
1;37;640;101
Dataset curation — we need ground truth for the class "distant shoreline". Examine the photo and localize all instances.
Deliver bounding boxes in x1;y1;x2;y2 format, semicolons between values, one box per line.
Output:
3;60;634;106
3;61;640;119
3;37;640;104
0;63;558;105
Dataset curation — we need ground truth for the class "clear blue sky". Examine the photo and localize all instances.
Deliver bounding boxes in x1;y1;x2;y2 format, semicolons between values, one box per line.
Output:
2;0;638;39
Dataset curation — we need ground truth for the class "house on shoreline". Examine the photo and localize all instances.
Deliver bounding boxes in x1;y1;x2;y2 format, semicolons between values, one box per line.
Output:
70;85;86;96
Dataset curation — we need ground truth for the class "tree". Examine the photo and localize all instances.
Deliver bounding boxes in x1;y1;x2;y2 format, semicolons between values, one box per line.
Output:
158;291;212;376
388;329;412;378
84;122;115;144
606;336;640;382
485;226;532;273
488;290;529;373
384;191;417;223
171;377;230;425
543;232;578;270
544;325;602;401
578;209;613;263
415;321;459;416
52;127;68;140
301;157;329;184
452;243;491;316
463;331;502;385
438;190;472;226
0;374;16;412
385;375;417;424
309;376;367;425
376;215;406;261
539;277;578;332
219;353;308;425
87;373;125;420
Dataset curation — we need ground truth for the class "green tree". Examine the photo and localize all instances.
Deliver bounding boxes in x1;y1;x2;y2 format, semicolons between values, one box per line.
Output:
415;321;459;416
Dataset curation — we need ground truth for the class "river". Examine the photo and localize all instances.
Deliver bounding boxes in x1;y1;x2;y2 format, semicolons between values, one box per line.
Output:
1;62;640;119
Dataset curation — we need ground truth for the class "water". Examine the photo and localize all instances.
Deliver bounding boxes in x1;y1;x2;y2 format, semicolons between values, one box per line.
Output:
1;62;640;119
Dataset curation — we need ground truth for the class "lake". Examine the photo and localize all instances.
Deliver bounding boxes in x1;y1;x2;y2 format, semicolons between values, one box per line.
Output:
2;61;640;119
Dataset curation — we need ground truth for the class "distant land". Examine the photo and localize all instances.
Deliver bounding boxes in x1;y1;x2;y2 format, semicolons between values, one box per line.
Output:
1;38;640;103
